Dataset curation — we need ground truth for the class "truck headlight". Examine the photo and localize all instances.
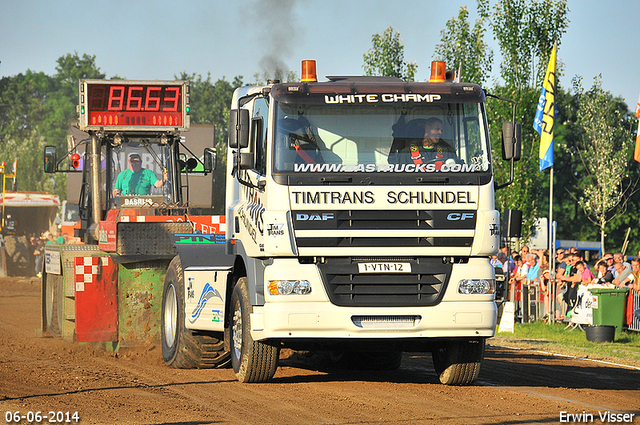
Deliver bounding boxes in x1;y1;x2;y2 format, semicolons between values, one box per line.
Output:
458;279;495;295
268;280;312;295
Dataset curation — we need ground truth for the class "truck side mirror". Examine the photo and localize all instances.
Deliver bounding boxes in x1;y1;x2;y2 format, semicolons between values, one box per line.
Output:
44;145;57;173
228;109;250;149
501;122;522;161
238;152;253;169
203;147;217;173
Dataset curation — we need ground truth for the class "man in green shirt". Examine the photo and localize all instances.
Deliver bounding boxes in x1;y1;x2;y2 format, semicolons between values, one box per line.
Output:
112;154;163;196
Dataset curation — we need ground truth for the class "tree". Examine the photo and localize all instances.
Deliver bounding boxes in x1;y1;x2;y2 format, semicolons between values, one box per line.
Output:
491;0;568;90
486;0;568;241
363;26;417;81
0;53;104;199
574;77;637;253
42;53;105;150
0;71;60;194
434;0;493;86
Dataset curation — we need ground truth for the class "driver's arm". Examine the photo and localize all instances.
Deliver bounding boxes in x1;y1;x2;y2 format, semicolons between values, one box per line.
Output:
154;169;168;188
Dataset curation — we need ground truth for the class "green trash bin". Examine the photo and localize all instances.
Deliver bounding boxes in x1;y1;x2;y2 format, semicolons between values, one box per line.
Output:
589;287;630;335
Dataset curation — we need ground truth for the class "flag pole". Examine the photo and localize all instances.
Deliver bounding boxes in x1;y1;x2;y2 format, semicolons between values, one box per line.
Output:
548;165;555;325
532;41;557;324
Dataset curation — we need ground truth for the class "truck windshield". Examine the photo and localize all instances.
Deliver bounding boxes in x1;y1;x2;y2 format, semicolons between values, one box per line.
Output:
272;101;491;179
109;143;174;203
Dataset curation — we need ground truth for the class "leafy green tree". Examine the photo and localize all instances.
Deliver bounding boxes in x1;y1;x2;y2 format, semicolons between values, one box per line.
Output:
42;53;105;150
0;53;104;199
486;85;545;241
573;77;637;252
491;0;568;90
486;0;568;241
434;0;493;86
363;26;417;81
0;71;59;194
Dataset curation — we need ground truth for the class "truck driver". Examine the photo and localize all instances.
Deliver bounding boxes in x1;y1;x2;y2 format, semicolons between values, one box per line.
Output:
400;117;457;167
112;153;164;196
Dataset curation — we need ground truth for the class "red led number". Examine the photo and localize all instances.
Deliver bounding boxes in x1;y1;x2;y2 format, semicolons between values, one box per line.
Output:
163;87;180;112
126;86;143;111
145;87;162;111
105;85;180;111
108;86;125;111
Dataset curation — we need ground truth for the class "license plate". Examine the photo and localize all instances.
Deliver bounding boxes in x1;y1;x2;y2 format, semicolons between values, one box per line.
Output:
357;262;412;273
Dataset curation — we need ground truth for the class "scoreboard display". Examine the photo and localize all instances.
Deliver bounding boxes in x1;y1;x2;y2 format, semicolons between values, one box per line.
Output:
79;80;190;131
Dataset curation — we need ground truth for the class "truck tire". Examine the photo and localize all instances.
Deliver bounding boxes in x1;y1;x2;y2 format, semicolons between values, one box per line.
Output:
161;256;230;369
44;272;63;337
4;235;28;276
432;339;485;385
230;276;279;383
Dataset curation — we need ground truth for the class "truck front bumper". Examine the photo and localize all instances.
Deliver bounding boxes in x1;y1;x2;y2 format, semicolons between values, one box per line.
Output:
250;300;497;340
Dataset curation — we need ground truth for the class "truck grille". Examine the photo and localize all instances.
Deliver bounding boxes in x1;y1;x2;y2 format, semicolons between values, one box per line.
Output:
297;236;472;248
294;209;476;230
316;257;452;307
293;209;474;248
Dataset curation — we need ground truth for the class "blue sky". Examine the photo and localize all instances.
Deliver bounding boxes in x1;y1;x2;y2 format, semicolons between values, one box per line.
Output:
1;0;639;111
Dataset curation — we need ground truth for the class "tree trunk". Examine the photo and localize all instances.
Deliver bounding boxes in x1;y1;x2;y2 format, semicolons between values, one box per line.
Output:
600;219;606;255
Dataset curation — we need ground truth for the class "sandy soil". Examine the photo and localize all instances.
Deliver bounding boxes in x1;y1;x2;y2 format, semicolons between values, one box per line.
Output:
1;277;639;425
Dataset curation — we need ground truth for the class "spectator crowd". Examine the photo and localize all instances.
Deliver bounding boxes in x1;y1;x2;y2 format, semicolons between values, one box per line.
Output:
27;229;72;278
492;245;640;326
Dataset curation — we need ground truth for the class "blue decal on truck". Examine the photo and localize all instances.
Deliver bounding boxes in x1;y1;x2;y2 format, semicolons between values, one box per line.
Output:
190;282;223;324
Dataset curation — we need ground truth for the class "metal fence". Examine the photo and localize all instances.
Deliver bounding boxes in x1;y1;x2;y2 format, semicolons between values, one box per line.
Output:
506;284;640;333
630;289;640;332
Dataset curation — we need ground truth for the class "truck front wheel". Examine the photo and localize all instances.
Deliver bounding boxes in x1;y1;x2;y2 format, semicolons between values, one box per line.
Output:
432;339;485;385
230;276;279;383
161;256;230;369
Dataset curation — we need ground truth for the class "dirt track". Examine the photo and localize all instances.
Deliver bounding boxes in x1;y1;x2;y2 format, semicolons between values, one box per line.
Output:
1;277;639;425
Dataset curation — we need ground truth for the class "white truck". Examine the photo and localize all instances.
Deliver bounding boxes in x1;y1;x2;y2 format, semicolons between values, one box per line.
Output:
162;60;521;385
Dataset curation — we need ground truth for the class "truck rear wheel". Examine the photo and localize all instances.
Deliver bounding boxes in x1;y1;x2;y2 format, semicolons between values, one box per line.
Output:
4;235;28;276
432;339;484;385
230;277;279;383
161;256;230;369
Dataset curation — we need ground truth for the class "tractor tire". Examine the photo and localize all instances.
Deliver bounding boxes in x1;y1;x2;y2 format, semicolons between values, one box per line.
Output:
432;339;485;385
230;276;279;383
4;235;28;277
161;256;230;369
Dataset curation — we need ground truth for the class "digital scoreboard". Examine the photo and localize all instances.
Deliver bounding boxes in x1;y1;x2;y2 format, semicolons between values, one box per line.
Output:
78;80;190;131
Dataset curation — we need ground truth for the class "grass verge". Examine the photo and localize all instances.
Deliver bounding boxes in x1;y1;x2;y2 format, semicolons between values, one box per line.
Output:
490;321;640;368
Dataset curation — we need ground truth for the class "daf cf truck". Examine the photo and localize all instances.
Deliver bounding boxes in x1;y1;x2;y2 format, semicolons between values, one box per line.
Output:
162;60;521;385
